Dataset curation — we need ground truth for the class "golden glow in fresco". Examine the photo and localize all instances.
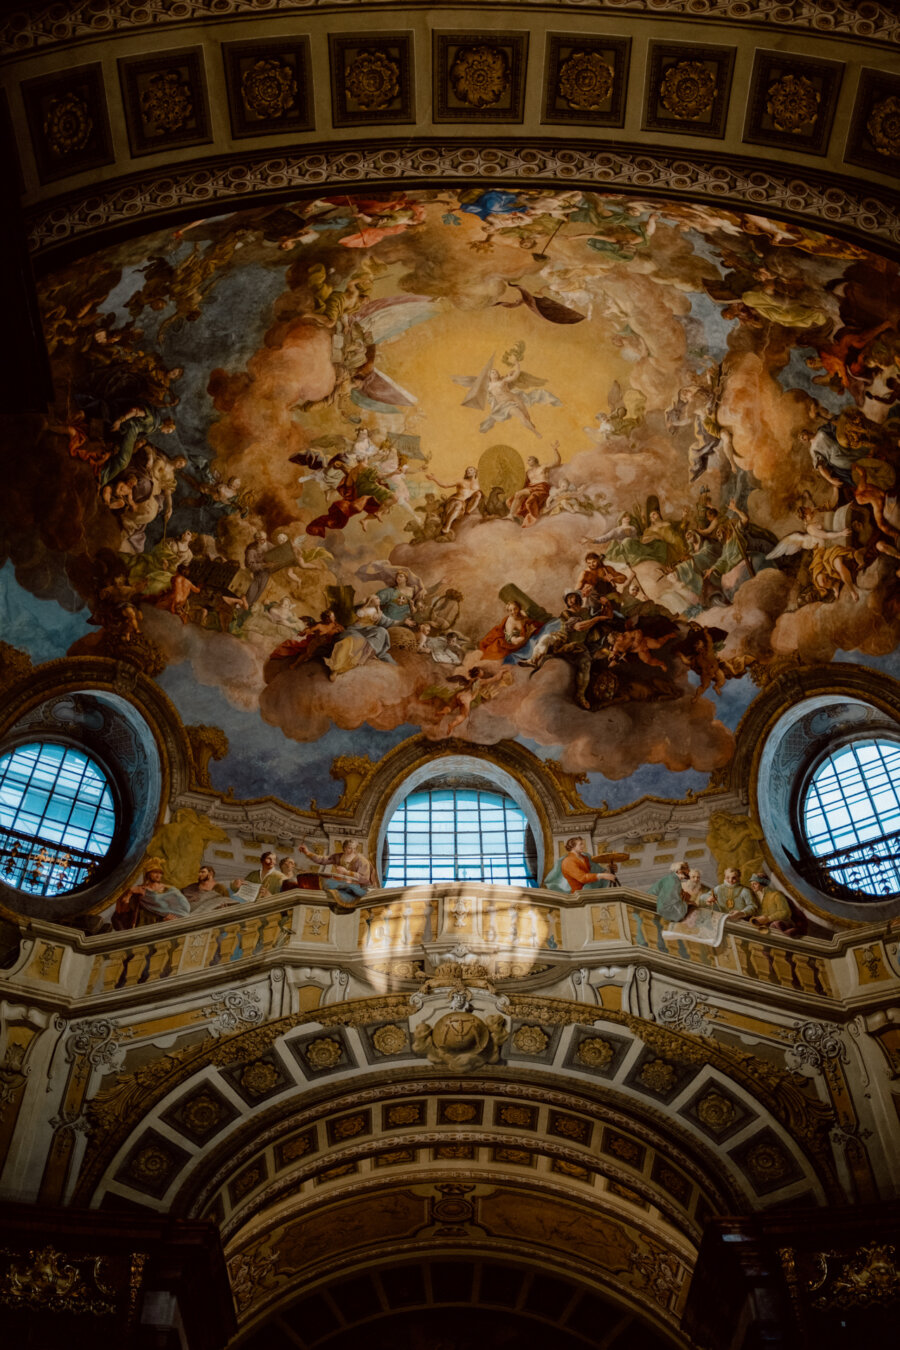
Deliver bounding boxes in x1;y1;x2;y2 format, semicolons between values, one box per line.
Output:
6;187;899;789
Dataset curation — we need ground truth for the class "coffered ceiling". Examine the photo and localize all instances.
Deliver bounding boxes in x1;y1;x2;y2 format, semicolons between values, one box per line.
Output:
1;1;899;261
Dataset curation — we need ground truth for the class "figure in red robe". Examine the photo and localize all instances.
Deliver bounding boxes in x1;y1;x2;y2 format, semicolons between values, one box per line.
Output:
478;601;544;661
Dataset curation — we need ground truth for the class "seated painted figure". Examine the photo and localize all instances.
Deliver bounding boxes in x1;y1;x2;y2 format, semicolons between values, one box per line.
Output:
297;840;375;904
112;857;191;929
544;837;623;893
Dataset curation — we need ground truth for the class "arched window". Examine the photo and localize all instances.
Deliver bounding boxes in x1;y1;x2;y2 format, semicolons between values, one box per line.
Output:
383;786;537;887
801;738;900;899
0;741;117;896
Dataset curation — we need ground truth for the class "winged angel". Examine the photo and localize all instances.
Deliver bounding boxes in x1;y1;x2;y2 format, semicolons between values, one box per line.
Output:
453;344;561;438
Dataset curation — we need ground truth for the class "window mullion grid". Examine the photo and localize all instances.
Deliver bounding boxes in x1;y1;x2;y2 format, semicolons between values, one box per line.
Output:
477;790;485;884
851;742;882;848
804;741;900;897
52;751;91;848
15;747;44;838
870;745;900;892
431;788;439;891
849;743;889;892
399;799;407;885
809;775;836;854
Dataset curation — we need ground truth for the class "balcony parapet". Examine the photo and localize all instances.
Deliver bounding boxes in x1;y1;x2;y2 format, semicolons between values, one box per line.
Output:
0;883;895;1017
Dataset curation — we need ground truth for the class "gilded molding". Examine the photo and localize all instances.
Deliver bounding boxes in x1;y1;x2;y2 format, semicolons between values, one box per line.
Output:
0;1243;147;1320
3;1;899;59
72;991;840;1208
25;143;900;260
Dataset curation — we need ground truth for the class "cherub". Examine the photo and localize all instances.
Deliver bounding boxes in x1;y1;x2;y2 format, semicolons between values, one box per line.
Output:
608;621;677;671
420;666;514;733
675;623;728;699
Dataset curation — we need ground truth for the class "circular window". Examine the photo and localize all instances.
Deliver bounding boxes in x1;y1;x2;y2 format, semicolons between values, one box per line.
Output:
383;786;538;887
753;685;900;923
0;741;117;897
800;738;900;900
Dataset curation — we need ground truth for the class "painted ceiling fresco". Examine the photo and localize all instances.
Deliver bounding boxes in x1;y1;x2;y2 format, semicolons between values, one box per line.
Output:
4;188;900;808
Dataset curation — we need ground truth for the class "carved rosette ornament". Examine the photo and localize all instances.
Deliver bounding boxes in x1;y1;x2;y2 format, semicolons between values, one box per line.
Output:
43;93;92;157
766;73;820;133
695;1090;737;1132
179;1091;226;1136
443;1102;477;1123
557;51;614;111
450;46;510;108
512;1024;549;1055
659;61;717;119
867;95;900;157
128;1141;174;1187
304;1035;343;1069
386;1103;420;1125
637;1058;677;1093
745;1138;790;1185
498;1103;533;1127
241;58;297;118
238;1060;280;1096
140;71;193;134
412;1010;507;1070
576;1035;615;1069
345;50;400;111
372;1023;409;1055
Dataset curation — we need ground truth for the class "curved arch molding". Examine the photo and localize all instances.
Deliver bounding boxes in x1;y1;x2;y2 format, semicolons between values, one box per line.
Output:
3;0;899;57
25;143;900;261
72;993;840;1214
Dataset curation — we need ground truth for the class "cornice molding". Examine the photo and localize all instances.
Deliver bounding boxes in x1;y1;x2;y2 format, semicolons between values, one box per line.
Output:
26;140;900;263
3;0;899;60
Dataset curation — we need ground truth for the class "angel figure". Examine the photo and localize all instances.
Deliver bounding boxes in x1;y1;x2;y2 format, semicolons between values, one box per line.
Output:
453;344;561;438
766;495;859;601
289;438;349;496
419;666;514;734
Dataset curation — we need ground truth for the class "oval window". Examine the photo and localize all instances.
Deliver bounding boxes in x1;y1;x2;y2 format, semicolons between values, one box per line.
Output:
0;741;117;896
801;738;900;899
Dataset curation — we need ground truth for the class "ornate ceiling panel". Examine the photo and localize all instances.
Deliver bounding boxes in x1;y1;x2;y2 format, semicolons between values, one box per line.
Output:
1;2;898;260
5;187;900;833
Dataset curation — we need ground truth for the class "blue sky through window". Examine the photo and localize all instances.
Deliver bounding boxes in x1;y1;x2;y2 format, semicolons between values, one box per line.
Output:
384;788;535;887
803;739;900;896
0;742;116;895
